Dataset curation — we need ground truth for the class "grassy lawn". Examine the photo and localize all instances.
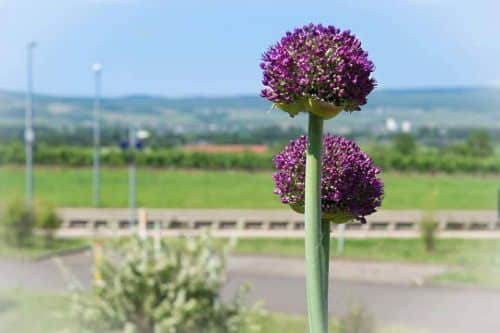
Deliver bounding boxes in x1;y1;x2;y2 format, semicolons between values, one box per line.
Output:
0;237;89;260
235;238;500;264
0;289;73;333
0;289;423;333
235;237;500;287
0;166;498;209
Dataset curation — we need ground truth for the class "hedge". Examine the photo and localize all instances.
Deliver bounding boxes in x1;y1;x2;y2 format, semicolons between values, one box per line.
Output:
1;144;499;173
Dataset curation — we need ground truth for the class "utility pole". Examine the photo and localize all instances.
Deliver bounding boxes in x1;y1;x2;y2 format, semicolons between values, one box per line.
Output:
129;125;137;228
120;128;148;231
92;63;102;207
25;41;36;206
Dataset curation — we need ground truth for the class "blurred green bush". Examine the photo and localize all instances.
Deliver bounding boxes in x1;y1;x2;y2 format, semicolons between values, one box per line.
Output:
1;200;63;247
2;200;36;247
420;214;439;252
35;203;62;243
72;235;263;333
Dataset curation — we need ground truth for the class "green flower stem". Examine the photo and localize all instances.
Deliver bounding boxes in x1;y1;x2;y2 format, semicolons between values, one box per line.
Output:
305;112;328;333
321;219;331;319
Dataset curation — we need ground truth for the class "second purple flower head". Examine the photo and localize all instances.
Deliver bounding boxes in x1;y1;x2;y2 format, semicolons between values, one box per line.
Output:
273;135;383;223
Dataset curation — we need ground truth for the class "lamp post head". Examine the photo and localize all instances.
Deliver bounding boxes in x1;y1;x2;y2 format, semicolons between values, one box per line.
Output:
27;41;37;50
92;63;102;73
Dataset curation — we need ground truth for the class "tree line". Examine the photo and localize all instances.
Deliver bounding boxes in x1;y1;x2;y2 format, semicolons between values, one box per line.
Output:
1;140;498;173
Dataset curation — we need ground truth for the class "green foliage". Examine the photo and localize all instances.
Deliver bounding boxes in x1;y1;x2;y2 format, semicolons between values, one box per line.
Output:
1;200;63;248
465;130;494;157
338;304;375;333
370;147;500;173
1;140;500;173
2;200;35;247
0;144;275;170
72;235;263;333
419;214;439;252
0;142;25;164
444;130;494;158
35;203;62;241
392;134;416;155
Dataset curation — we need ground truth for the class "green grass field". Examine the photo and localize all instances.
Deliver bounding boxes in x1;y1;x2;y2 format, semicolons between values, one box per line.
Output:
0;167;498;209
235;238;500;265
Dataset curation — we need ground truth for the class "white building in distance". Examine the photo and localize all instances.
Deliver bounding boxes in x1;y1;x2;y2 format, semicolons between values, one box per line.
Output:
401;120;412;133
386;117;398;132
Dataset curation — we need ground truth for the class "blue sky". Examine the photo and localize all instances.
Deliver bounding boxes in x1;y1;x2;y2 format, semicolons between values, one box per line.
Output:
0;0;498;96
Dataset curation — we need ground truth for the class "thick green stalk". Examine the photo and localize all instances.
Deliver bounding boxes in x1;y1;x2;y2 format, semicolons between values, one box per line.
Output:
321;219;331;319
305;113;328;333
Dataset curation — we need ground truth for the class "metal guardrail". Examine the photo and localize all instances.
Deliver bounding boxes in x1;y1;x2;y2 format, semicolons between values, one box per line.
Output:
55;208;500;239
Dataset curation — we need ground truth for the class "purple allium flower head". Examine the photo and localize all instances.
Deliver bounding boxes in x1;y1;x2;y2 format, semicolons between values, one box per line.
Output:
261;24;376;116
273;135;383;223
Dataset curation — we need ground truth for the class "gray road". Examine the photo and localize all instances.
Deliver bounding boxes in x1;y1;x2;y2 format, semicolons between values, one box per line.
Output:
225;274;500;333
1;252;500;333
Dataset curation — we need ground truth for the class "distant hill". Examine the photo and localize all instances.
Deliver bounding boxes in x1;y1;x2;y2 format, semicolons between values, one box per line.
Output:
0;87;498;132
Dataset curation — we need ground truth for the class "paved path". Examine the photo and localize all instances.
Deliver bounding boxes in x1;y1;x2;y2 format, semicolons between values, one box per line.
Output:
224;274;500;333
1;253;500;333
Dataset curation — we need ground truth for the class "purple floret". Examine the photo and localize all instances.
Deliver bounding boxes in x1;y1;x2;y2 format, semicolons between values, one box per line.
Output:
273;135;383;222
261;23;376;112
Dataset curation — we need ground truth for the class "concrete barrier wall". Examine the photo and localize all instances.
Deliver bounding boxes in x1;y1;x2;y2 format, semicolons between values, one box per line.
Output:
55;208;500;239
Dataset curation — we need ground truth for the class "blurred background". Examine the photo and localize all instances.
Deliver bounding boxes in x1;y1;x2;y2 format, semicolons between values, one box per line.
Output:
0;1;499;332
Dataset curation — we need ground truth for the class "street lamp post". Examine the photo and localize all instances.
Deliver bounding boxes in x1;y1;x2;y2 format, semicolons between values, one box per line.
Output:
128;125;137;228
92;63;102;207
25;41;36;206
